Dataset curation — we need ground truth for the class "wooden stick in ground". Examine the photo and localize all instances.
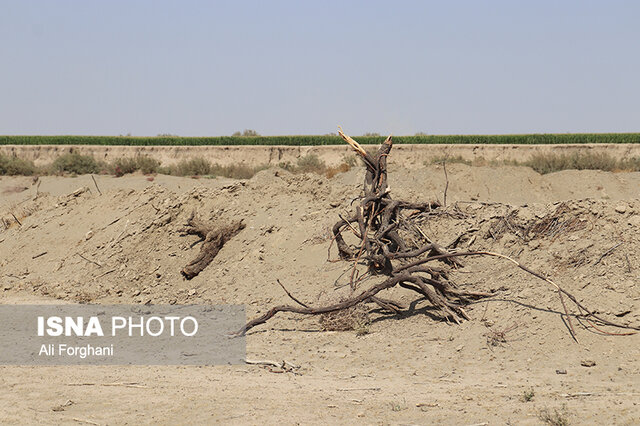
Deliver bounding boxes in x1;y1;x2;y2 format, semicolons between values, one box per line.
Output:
91;174;102;196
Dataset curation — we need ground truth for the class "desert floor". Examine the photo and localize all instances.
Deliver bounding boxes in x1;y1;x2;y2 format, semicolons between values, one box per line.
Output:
1;163;639;425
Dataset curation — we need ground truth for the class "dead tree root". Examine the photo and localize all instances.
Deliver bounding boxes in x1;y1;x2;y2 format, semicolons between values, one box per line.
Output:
237;130;639;339
180;211;244;279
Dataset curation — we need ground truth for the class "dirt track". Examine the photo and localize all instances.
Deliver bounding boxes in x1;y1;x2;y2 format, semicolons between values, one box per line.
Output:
1;163;639;424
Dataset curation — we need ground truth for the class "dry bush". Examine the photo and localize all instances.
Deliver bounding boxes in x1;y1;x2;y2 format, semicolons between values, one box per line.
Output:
425;152;640;174
168;158;213;176
525;152;640;174
161;158;268;179
0;154;38;176
296;153;326;174
538;405;570;426
210;163;269;179
109;156;161;176
136;156;162;174
52;153;102;175
278;154;352;178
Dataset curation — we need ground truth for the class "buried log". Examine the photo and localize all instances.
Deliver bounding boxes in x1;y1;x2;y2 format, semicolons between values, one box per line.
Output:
238;129;639;338
180;211;244;279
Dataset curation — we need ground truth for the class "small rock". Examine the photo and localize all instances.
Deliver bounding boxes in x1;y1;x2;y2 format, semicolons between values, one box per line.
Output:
614;203;627;214
556;369;567;374
329;201;341;208
85;230;94;240
188;289;197;296
581;360;596;367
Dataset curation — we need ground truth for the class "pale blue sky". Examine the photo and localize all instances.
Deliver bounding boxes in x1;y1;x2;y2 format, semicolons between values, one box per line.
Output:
1;1;638;136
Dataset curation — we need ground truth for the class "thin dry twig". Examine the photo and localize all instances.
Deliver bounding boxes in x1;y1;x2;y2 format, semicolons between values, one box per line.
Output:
10;212;22;226
277;279;309;308
442;157;449;208
594;242;623;265
76;253;102;268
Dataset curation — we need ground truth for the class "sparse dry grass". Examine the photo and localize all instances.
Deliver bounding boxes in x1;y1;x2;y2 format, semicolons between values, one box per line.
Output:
538;405;570;426
427;152;640;174
278;153;353;178
6;150;636;178
161;158;269;179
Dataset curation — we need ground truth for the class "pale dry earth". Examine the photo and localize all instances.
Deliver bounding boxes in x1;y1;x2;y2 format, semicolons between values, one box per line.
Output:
3;143;640;167
1;163;639;425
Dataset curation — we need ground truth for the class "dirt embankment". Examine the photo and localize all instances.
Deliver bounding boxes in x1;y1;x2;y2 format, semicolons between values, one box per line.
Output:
2;143;640;167
0;164;639;424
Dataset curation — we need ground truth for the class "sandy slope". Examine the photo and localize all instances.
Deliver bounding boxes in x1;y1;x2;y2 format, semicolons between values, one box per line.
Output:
1;164;639;425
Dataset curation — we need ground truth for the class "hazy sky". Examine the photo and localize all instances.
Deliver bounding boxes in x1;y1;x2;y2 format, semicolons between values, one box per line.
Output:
1;1;638;136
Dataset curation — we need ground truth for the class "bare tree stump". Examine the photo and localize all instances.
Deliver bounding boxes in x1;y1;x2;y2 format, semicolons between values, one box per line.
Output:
180;212;245;279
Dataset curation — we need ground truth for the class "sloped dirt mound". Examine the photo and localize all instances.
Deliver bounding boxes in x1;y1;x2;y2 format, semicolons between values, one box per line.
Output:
1;167;639;424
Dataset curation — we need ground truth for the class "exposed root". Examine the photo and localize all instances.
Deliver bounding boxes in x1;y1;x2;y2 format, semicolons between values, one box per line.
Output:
238;130;638;339
180;211;244;279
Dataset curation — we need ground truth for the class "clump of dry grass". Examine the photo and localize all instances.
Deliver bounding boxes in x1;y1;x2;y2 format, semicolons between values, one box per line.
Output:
279;153;353;178
538;405;570;426
210;163;270;179
162;158;269;179
325;163;351;178
319;302;370;335
525;152;621;174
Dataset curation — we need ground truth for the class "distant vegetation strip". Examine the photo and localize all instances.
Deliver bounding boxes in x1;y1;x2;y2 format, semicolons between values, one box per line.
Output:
1;134;640;146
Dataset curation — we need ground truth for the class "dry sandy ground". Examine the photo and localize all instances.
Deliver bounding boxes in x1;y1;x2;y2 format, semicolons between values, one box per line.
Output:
1;163;639;425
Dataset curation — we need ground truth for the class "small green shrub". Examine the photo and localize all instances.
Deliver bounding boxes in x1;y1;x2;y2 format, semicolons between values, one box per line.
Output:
521;388;535;402
52;153;101;175
0;154;38;175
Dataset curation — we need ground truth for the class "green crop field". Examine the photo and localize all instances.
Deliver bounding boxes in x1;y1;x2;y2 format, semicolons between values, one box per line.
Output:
0;134;639;146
